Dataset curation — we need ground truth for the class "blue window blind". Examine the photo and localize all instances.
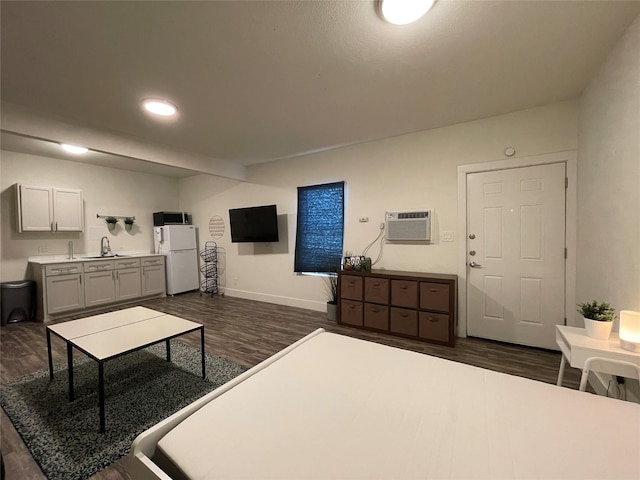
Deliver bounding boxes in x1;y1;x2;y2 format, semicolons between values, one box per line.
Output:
294;181;344;273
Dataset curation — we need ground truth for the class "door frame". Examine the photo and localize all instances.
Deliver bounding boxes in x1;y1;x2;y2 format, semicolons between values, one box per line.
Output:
456;151;577;339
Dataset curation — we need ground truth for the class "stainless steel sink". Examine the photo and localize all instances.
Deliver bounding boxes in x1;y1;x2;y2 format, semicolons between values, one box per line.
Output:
80;254;130;259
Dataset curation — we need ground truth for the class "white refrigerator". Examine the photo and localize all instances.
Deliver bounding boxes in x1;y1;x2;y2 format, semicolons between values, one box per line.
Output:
154;225;199;295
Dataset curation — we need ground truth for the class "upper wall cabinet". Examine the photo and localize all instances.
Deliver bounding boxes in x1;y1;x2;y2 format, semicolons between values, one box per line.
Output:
16;184;84;232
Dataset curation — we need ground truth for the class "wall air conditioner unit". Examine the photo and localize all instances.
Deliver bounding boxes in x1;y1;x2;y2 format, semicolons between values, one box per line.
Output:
385;210;431;242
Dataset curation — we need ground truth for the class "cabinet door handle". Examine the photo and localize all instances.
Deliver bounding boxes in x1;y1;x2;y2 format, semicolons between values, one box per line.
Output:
400;285;407;290
51;222;54;232
55;222;58;231
428;316;437;322
429;288;438;293
112;272;115;280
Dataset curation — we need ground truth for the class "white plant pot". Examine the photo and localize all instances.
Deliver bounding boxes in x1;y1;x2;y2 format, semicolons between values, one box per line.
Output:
583;317;613;340
327;302;337;322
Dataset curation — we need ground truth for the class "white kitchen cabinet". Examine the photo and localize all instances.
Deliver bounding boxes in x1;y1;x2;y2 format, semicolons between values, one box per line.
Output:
85;270;117;307
141;256;166;296
85;259;141;305
45;263;85;315
30;255;165;322
16;184;83;232
116;268;142;300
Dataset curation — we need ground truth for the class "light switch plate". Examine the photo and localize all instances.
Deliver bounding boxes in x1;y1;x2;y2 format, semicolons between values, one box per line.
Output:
442;231;454;242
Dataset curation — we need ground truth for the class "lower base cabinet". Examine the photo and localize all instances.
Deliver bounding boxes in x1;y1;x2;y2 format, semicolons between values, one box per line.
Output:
85;270;117;307
30;255;166;322
45;273;85;314
338;269;457;347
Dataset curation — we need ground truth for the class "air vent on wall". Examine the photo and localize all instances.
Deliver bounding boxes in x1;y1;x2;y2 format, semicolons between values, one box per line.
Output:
385;210;431;242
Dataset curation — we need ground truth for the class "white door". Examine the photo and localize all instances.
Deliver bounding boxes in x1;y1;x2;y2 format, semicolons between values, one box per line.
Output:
166;249;199;294
53;188;83;231
466;163;566;349
165;225;197;251
18;184;53;231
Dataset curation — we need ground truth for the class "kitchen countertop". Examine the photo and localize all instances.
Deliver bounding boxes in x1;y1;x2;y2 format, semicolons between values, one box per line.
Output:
28;251;165;264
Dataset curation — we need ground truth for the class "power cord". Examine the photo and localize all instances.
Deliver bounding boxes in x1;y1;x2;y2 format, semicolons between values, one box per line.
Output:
363;223;385;266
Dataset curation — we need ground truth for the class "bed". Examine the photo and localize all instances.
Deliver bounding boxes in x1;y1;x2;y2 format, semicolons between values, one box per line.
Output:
130;328;640;479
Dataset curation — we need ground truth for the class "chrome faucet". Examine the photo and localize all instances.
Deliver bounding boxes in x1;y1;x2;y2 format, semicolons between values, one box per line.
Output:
100;236;112;257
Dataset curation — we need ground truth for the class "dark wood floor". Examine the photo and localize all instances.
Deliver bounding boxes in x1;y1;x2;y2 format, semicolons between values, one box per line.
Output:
1;292;580;479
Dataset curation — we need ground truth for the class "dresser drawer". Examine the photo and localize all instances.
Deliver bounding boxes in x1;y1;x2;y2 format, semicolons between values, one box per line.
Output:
364;277;389;304
115;258;140;269
45;263;83;276
341;299;363;326
364;303;389;330
390;307;417;336
83;260;114;272
419;312;450;343
341;275;363;301
420;282;451;312
391;280;418;308
141;256;165;267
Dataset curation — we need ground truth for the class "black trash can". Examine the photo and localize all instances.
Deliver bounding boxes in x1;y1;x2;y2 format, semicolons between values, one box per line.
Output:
1;280;35;326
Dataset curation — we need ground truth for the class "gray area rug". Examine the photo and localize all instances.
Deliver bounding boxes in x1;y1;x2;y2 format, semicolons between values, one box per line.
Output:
0;341;247;480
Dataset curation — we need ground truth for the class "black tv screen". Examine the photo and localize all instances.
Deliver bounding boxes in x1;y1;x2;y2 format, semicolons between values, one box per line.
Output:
229;204;279;243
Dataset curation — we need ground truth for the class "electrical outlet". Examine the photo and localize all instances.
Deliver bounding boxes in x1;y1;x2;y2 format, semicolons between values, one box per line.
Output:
38;246;50;254
442;231;454;242
358;217;369;223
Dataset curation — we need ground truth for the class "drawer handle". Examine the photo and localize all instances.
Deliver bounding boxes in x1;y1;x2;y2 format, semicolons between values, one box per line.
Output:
428;316;438;322
400;313;409;318
429;288;439;293
373;282;380;286
400;286;407;290
348;305;355;310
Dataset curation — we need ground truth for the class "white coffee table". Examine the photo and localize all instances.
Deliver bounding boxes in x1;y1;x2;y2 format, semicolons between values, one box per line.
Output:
46;306;205;432
555;325;640;387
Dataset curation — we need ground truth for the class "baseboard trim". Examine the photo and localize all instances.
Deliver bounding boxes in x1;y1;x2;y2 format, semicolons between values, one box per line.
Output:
223;288;326;312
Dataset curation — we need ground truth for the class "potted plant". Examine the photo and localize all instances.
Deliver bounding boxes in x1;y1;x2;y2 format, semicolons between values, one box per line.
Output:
105;216;118;231
577;300;616;339
325;273;338;321
124;217;135;231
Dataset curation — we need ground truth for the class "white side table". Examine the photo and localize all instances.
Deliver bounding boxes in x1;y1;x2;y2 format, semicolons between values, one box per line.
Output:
556;325;640;387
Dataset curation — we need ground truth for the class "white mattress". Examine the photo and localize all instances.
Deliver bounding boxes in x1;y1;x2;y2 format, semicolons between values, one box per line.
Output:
156;332;640;479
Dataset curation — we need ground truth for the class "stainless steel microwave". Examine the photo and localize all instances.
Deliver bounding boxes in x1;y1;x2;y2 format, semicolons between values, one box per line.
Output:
153;211;190;226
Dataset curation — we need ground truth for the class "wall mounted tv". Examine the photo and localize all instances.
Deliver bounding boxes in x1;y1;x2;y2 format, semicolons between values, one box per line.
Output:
229;204;279;243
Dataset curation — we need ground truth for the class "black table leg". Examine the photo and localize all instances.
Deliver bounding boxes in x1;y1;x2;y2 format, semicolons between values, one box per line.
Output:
99;361;105;433
67;342;74;402
201;326;206;379
166;339;171;362
47;329;54;381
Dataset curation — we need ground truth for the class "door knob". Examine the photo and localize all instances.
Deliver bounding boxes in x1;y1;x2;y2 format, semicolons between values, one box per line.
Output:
469;261;482;268
468;233;476;239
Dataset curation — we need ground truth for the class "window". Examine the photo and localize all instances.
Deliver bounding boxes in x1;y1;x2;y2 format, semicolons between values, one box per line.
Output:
294;181;344;273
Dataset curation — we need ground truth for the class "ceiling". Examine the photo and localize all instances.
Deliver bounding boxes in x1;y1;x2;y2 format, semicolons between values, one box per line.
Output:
2;0;639;178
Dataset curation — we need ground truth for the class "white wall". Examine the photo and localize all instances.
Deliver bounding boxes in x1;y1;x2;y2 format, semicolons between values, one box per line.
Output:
577;15;640;313
181;100;578;311
0;151;180;281
577;15;639;402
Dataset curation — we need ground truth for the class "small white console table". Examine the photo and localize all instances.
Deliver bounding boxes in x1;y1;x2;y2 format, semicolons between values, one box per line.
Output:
556;325;640;387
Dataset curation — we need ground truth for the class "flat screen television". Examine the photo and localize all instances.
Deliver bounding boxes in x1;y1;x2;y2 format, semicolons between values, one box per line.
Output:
229;204;279;243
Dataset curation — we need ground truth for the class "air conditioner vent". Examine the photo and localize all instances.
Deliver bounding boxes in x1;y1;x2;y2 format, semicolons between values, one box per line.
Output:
385;210;431;242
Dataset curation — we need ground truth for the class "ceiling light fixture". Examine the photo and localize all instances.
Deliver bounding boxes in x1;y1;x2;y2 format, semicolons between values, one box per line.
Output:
60;143;89;154
379;0;436;25
142;98;178;117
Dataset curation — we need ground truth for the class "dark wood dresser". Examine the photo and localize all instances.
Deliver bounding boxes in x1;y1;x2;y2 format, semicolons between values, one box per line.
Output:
338;269;457;347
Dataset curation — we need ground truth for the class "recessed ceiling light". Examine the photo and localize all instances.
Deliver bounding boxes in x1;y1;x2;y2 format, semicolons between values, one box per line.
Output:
60;143;89;154
379;0;436;25
142;98;178;117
